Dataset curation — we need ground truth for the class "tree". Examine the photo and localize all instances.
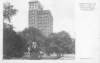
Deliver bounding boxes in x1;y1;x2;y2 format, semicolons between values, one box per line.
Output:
3;2;25;59
19;27;46;58
3;27;26;59
44;31;75;57
3;2;17;23
56;31;75;54
20;27;46;44
3;2;18;30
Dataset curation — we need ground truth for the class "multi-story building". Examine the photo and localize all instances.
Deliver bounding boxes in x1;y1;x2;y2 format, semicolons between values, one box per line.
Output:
28;0;53;36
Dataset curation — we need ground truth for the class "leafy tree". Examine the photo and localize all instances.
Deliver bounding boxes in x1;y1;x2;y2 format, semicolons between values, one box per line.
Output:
20;27;46;45
3;2;17;23
3;2;25;59
3;27;26;59
44;31;75;57
19;27;46;58
3;2;18;30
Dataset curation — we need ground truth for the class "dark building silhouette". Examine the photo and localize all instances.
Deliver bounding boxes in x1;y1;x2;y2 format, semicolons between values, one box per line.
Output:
29;0;53;36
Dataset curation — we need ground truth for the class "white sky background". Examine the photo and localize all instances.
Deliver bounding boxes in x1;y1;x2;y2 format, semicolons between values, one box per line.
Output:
3;0;75;38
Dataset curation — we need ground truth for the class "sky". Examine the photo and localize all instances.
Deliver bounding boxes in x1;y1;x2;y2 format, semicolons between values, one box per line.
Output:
3;0;75;38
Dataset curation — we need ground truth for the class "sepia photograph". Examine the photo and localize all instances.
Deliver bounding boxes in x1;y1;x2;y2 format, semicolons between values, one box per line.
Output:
3;0;75;60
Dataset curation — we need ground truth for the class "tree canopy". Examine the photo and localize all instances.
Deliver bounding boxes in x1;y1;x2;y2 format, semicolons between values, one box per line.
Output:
20;27;46;44
3;27;26;59
3;2;17;22
43;31;75;56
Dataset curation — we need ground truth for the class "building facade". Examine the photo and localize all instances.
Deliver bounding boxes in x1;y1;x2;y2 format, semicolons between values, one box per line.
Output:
29;0;53;36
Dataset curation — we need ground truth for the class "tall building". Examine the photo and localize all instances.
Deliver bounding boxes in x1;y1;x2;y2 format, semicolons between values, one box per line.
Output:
29;0;53;36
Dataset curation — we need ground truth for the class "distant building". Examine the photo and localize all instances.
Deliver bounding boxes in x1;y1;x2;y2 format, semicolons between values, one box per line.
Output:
29;0;53;36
